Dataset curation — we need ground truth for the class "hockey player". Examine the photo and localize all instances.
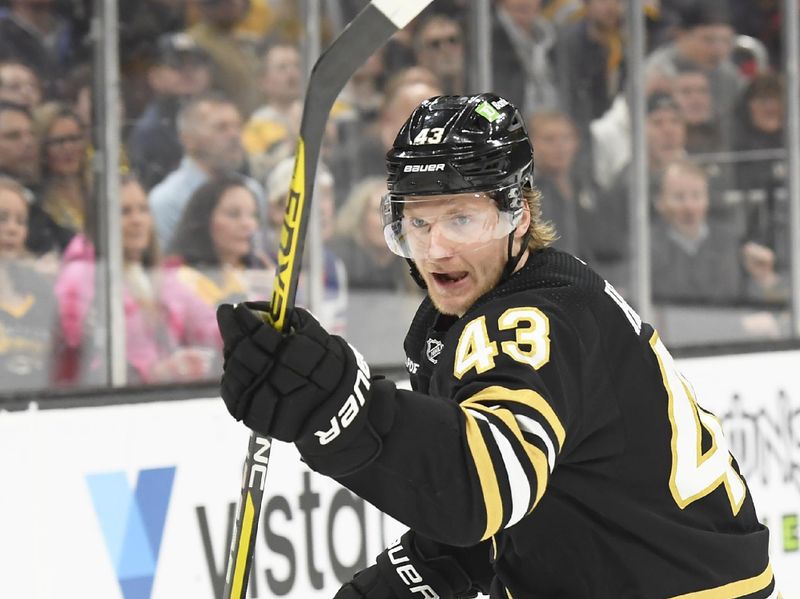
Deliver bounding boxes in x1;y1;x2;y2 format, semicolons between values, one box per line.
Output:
216;93;776;598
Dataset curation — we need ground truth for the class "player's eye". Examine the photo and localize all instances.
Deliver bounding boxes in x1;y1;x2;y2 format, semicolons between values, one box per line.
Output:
408;217;429;230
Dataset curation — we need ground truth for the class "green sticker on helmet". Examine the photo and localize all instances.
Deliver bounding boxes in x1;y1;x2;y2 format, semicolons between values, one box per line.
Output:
475;100;501;122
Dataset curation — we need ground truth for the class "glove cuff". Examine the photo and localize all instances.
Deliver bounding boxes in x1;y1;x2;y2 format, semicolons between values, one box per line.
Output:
296;342;397;477
375;531;473;599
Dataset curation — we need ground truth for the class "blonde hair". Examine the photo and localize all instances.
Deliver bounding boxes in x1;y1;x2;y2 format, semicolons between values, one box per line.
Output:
335;176;386;239
524;186;558;251
0;175;32;205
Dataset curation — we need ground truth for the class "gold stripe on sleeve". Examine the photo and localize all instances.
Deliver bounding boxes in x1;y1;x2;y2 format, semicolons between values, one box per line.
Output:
668;564;773;599
463;408;503;540
463;386;566;450
467;402;551;510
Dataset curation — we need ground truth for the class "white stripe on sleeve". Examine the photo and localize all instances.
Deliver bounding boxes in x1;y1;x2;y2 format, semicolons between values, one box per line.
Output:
516;414;557;472
469;409;531;529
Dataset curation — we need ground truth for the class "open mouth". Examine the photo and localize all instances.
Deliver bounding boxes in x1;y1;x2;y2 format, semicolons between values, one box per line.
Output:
431;271;468;286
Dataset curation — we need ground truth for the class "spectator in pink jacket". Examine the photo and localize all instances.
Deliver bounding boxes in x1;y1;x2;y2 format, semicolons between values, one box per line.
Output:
54;173;218;385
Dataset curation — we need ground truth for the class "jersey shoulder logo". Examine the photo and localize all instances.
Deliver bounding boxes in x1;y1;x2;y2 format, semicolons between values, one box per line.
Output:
426;338;444;364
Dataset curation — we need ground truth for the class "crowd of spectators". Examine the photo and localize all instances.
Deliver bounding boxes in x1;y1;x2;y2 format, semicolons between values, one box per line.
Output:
0;0;791;392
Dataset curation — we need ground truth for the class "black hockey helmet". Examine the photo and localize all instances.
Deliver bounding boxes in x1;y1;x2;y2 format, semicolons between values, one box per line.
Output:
382;93;534;283
386;93;533;197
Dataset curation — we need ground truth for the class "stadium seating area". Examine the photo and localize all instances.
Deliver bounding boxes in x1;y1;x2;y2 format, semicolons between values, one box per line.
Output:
0;0;793;394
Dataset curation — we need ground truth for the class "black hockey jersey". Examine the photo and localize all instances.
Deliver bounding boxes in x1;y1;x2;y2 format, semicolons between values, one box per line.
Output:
337;249;775;598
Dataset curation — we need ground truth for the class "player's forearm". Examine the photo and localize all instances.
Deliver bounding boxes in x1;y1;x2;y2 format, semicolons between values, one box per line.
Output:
313;381;498;547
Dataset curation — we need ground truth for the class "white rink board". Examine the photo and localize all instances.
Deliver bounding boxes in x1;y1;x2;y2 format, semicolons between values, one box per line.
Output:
0;348;798;598
0;399;407;599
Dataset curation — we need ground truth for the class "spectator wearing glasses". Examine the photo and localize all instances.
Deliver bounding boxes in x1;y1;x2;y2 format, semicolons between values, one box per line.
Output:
128;33;213;191
412;13;468;96
33;103;90;252
0;60;43;111
0;175;56;391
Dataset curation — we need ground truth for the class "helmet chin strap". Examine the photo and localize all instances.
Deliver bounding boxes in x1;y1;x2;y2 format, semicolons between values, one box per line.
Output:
407;258;427;289
501;227;531;282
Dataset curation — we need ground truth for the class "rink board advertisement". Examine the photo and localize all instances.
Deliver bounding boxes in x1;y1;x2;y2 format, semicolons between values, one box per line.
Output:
1;349;799;598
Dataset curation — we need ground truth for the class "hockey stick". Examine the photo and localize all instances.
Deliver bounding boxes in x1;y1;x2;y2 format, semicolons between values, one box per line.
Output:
222;2;434;597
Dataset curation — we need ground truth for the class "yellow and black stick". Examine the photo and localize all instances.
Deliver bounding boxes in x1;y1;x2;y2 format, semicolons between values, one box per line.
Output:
222;2;434;597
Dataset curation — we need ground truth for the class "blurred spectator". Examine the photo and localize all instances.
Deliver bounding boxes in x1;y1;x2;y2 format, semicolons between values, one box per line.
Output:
61;61;92;129
118;0;188;118
651;158;742;304
161;174;271;368
556;0;625;137
59;61;132;175
343;48;386;123
589;67;674;190
242;41;302;158
645;1;743;120
411;13;468;96
732;73;784;187
0;59;43;111
261;156;347;331
33;103;90;251
349;75;443;186
148;93;263;249
0;0;78;95
491;0;559;117
0;175;55;391
671;63;726;154
609;91;687;205
733;73;789;281
0;101;65;255
330;176;413;292
0;100;39;186
730;0;781;70
186;0;275;43
528;110;611;265
127;32;213;191
53;174;219;385
188;0;261;117
541;0;582;26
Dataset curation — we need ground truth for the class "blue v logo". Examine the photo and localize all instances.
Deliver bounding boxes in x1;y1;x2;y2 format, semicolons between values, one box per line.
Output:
86;467;176;599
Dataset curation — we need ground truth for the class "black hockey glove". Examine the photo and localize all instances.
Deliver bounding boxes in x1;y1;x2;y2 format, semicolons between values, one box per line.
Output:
217;302;395;475
333;531;478;599
333;564;396;598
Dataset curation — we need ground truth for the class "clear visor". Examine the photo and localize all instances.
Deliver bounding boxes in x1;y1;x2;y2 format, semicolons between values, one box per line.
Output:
382;192;519;260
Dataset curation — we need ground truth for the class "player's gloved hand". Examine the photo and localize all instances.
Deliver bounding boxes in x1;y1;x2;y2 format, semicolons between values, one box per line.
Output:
333;531;477;599
333;564;396;598
216;302;396;475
